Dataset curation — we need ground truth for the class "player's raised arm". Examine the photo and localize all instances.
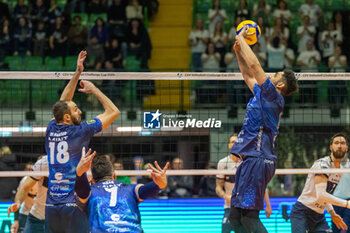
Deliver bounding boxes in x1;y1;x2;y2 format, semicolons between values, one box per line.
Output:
233;41;256;93
78;80;120;131
60;50;87;101
235;25;266;86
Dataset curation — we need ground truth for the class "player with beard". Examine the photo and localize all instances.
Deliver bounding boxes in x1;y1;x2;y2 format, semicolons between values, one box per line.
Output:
45;50;120;233
290;133;350;233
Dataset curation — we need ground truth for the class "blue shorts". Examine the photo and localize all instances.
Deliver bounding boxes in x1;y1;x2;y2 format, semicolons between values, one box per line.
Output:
231;156;276;210
23;213;44;233
45;203;89;233
290;201;331;233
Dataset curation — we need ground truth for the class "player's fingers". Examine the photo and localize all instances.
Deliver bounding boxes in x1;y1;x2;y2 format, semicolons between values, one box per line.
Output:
163;162;170;172
148;163;158;172
154;161;162;171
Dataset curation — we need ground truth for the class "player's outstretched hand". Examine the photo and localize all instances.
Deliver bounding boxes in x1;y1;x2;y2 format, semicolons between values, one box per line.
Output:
76;148;96;177
7;203;20;217
332;213;348;231
78;80;96;94
77;50;87;73
148;161;170;189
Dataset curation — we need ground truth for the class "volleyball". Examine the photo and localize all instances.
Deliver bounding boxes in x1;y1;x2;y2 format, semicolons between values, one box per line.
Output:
236;20;261;45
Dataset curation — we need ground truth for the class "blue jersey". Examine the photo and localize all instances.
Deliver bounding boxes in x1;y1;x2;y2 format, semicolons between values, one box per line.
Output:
86;181;143;233
45;118;102;204
231;79;284;159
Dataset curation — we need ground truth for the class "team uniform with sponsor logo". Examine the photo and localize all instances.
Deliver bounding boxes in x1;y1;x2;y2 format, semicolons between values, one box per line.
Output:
217;155;242;233
23;156;48;233
45;118;102;233
76;180;144;233
290;156;349;233
230;78;284;211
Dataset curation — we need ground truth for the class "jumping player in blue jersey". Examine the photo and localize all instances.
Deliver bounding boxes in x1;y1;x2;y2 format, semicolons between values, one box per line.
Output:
228;26;299;232
74;150;169;233
45;50;120;233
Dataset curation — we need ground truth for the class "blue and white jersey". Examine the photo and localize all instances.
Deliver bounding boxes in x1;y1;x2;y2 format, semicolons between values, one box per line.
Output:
86;181;143;233
231;78;284;160
45;118;102;204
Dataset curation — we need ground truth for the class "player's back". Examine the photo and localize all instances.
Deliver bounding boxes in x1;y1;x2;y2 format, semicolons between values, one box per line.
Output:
231;79;284;159
88;180;143;233
45;118;102;204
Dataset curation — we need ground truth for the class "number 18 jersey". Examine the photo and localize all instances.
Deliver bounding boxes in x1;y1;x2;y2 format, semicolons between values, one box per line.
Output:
45;118;102;204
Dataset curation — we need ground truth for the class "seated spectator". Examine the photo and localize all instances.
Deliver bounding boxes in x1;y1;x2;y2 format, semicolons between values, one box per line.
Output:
47;0;63;26
334;11;343;35
88;0;107;14
252;42;266;68
105;38;123;71
68;15;88;55
0;18;12;61
210;21;227;68
201;42;220;72
86;36;105;71
14;0;30;21
235;0;250;21
267;18;289;44
284;42;295;69
108;0;127;38
297;15;316;53
298;0;322;28
68;0;86;13
224;51;238;72
132;156;144;183
267;36;285;70
32;20;48;57
321;21;342;64
0;0;10;22
252;0;271;25
90;17;109;47
273;0;291;26
188;18;209;72
256;16;267;53
31;0;48;27
208;0;226;34
297;39;320;72
227;16;241;48
126;0;143;21
48;16;67;57
166;157;193;198
198;165;217;197
328;45;347;72
139;0;158;18
0;146;18;200
13;16;31;56
113;159;131;184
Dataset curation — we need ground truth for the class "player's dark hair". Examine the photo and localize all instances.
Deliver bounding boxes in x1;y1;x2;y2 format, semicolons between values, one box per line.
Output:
330;133;348;145
52;100;71;123
228;133;238;143
91;155;114;183
280;69;299;96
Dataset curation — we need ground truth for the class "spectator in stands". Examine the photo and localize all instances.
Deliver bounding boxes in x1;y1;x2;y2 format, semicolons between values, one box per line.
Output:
267;36;285;71
321;21;342;64
188;18;209;72
199;165;217;197
334;11;343;35
235;0;250;21
297;15;316;53
297;39;321;72
284;42;295;69
113;160;131;184
13;16;32;56
224;50;239;72
227;16;241;48
0;18;12;62
201;42;220;72
252;42;266;68
133;156;144;183
257;16;267;53
126;0;143;21
208;0;226;34
252;0;271;26
47;0;63;26
0;0;10;22
48;16;67;57
0;146;18;200
167;157;193;198
298;0;322;28
267;17;289;45
88;0;107;14
328;45;347;72
210;21;227;69
68;15;88;55
108;0;127;38
32;20;48;57
104;38;123;71
139;0;158;18
90;17;109;47
14;0;30;21
68;0;86;13
31;0;48;27
86;36;105;71
273;0;291;26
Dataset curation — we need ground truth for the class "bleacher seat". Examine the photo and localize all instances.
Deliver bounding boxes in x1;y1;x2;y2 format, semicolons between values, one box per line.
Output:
24;56;44;71
124;56;141;72
64;56;77;71
45;57;63;71
5;56;23;71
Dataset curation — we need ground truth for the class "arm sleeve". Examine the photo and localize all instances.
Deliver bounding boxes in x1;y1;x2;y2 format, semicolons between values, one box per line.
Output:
138;182;160;200
31;156;48;180
81;117;103;137
315;182;347;208
74;173;91;199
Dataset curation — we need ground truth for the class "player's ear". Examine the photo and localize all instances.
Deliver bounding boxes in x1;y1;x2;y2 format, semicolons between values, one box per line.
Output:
112;171;116;180
276;82;285;92
63;113;71;123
